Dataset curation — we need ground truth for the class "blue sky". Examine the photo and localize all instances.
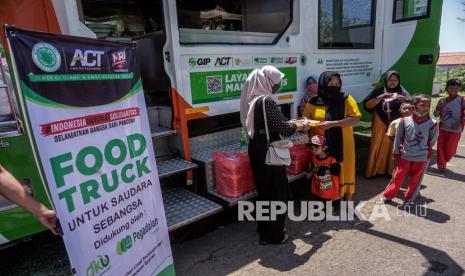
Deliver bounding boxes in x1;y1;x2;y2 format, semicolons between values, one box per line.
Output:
439;0;465;53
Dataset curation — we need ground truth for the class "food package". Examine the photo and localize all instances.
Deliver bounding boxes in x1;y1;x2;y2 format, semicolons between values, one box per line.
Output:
213;151;255;198
286;144;312;175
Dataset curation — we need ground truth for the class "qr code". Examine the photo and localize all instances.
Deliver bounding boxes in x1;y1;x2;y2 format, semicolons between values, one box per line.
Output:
206;76;223;94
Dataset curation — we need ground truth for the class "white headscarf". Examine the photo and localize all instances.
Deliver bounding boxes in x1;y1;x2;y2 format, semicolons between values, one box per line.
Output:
240;65;285;138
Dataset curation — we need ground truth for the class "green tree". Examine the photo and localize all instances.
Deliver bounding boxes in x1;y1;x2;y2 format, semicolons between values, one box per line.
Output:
435;66;465;92
319;11;334;46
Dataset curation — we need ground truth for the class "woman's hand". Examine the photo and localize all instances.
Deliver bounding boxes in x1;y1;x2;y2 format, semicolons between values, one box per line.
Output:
318;116;360;130
295;122;312;132
302;123;312;132
318;121;336;130
377;93;393;100
294;122;305;131
396;95;407;102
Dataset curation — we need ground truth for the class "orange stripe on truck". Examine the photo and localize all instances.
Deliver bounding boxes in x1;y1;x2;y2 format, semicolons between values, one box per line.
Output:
278;94;294;101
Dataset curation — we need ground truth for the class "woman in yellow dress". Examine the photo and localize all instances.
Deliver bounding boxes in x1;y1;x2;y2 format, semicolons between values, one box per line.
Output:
302;72;361;200
363;71;410;178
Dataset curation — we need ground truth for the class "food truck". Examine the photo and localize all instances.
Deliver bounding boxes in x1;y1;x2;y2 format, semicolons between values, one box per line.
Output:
0;0;442;245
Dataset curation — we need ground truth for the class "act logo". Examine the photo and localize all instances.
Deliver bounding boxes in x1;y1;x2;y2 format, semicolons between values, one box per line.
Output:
214;57;231;66
32;42;61;72
116;235;133;256
86;255;110;276
111;50;128;71
71;49;105;68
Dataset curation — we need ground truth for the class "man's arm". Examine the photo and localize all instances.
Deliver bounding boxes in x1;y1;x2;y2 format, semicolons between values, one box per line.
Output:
0;165;58;234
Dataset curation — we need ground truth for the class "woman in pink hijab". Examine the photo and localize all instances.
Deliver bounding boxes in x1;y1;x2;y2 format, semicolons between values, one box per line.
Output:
299;76;318;116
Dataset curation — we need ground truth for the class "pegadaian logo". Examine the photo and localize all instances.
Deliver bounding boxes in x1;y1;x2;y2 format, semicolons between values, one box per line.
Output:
116;235;133;255
32;42;61;72
86;254;110;276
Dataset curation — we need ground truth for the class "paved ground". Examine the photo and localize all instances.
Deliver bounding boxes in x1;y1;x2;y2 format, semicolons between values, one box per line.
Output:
1;135;465;275
171;135;465;276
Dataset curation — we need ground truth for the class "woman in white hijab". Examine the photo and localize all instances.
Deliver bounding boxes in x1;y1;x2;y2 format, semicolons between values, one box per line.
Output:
240;65;303;245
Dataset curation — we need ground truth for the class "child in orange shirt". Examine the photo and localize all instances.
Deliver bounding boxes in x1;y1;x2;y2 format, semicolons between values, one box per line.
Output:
306;135;341;200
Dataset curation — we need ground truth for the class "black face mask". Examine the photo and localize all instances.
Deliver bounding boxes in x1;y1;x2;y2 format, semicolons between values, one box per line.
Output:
386;86;399;92
326;86;341;95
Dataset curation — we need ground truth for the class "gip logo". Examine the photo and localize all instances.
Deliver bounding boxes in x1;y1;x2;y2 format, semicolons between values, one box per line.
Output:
116;235;133;256
188;57;211;67
86;255;110;276
188;57;197;67
31;42;61;72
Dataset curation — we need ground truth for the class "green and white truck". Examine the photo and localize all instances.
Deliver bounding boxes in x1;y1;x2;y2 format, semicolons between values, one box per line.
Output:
0;0;443;245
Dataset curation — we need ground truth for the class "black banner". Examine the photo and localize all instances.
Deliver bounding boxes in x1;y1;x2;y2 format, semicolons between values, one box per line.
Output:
5;26;140;107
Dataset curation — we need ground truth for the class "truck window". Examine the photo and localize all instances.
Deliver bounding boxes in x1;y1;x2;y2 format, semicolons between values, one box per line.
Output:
176;0;292;44
319;0;376;49
0;55;22;138
393;0;431;23
78;0;164;40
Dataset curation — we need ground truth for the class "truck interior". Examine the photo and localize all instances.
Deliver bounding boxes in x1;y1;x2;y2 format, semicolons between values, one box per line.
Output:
176;0;292;44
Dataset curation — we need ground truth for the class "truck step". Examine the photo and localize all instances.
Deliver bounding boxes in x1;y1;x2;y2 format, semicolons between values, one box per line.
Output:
0;124;17;133
207;189;258;207
151;125;176;138
157;158;198;179
203;172;306;207
0;120;16;127
192;132;309;206
162;186;222;232
147;105;172;130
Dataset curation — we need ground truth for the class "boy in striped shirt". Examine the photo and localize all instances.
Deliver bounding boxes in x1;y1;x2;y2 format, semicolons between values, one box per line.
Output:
434;79;464;172
380;95;438;204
